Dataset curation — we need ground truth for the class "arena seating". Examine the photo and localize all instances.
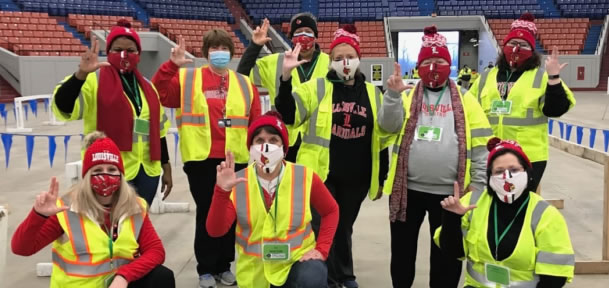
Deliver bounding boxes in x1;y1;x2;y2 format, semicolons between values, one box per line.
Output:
438;0;545;18
318;0;420;22
557;0;609;19
488;18;590;54
240;0;300;23
0;11;86;56
135;0;233;22
149;18;245;57
281;21;387;57
67;14;148;39
13;0;135;17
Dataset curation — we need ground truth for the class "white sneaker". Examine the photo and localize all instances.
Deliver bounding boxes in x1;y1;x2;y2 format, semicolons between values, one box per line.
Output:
199;274;217;288
215;271;237;286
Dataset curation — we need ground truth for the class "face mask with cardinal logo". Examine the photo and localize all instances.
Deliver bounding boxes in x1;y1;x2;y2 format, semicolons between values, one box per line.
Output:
489;170;528;204
503;44;532;68
249;143;284;174
331;58;360;81
108;50;139;74
418;62;451;88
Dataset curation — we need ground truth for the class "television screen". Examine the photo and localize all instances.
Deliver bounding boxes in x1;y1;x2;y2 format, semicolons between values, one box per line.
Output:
397;31;460;79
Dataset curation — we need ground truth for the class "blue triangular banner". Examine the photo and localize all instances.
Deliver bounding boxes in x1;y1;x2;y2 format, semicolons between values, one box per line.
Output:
558;121;564;139
565;124;573;141
29;100;38;118
576;126;584;145
548;119;554;135
43;98;50;113
48;136;57;168
25;135;35;169
24;104;29;121
63;135;71;162
1;133;13;168
0;109;6;125
173;132;179;167
604;130;609;153
589;128;597;149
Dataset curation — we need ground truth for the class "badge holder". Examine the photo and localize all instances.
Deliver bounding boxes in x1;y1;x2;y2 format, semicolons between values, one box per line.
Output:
218;108;231;128
485;263;510;286
133;118;150;135
415;125;443;142
490;100;513;115
262;243;290;261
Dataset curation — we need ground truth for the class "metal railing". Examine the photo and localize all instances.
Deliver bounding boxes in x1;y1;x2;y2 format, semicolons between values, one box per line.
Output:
596;14;609;56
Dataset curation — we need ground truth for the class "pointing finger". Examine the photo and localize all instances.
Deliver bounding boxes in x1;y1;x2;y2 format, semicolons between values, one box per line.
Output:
393;62;401;77
453;181;460;198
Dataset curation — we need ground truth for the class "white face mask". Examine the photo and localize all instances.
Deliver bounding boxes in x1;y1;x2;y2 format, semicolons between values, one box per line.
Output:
249;143;284;174
331;58;360;81
489;170;528;204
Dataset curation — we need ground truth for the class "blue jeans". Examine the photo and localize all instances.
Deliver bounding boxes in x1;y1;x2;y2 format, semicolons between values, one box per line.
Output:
271;260;328;288
128;165;160;207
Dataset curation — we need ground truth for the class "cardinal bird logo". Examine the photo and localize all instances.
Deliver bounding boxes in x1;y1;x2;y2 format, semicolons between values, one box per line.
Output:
296;19;302;25
260;154;269;165
503;181;515;192
343;66;351;76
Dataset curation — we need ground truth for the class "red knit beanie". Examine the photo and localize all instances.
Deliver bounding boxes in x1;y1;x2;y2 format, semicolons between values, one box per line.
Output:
329;25;361;57
503;13;537;48
106;19;141;53
487;137;532;169
82;137;125;177
247;111;289;155
417;26;452;67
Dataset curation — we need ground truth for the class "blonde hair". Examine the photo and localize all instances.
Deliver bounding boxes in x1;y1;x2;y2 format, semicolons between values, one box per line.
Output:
65;131;144;223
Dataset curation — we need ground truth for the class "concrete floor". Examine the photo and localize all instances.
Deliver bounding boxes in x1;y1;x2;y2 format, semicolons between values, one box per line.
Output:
1;91;609;287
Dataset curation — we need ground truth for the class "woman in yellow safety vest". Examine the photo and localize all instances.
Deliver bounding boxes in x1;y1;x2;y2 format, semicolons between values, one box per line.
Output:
468;13;576;191
52;20;172;207
206;111;339;288
434;137;574;287
12;132;174;288
276;25;395;288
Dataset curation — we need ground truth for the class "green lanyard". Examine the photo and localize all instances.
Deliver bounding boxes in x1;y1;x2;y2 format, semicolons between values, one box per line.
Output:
423;85;448;117
298;55;319;82
255;165;283;233
104;216;115;269
493;195;530;259
120;74;141;112
502;70;514;101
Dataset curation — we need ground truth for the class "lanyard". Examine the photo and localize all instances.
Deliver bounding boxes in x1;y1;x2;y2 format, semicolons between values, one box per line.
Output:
255;165;283;233
423;85;448;117
298;55;319;82
502;70;514;101
493;195;530;259
120;74;141;112
104;215;115;269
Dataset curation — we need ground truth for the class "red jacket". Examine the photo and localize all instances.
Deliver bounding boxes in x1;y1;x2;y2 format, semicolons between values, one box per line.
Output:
11;208;165;283
152;61;261;159
206;171;339;259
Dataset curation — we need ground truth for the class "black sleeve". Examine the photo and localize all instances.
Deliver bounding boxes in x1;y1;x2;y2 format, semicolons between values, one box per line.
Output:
160;137;169;164
236;43;264;75
542;82;571;117
54;74;86;114
274;75;296;125
439;210;466;259
379;148;389;184
537;275;567;288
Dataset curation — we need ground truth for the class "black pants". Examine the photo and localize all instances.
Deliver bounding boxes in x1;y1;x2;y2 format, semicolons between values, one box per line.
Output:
270;260;328;288
312;174;370;287
390;189;462;288
128;165;160;207
128;265;175;288
184;159;246;276
531;161;547;192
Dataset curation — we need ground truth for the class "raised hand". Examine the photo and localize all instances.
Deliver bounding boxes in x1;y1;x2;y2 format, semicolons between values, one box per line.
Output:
252;18;272;46
545;46;568;77
299;248;324;262
76;35;110;80
216;151;247;192
34;177;69;217
282;43;309;80
440;182;476;215
387;62;409;93
170;35;194;67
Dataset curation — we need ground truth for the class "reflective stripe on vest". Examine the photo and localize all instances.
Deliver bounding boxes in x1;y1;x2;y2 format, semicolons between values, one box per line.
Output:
252;64;263;87
470;128;494;138
487;108;548;126
273;54;285;110
52;251;131;277
302;78;330;148
233;165;309;256
467;260;539;287
477;67;545;103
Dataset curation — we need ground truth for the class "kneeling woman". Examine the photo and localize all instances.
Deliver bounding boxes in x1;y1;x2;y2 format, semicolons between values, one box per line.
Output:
12;132;174;288
207;112;339;288
434;138;574;287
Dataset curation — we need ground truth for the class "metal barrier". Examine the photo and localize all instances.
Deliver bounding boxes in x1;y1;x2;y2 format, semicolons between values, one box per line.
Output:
6;95;64;133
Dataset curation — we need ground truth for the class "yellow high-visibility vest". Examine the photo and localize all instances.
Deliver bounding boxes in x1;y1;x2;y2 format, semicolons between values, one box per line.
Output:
177;67;255;163
232;162;316;287
51;197;147;287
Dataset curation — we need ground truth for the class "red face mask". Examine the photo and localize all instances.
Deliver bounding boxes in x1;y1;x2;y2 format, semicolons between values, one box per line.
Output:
292;33;316;51
107;50;140;74
503;44;532;68
91;174;121;197
418;63;451;88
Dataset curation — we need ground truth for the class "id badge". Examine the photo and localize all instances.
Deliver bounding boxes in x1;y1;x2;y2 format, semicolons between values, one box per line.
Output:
262;243;290;261
218;118;231;128
485;263;510;286
415;125;443;142
133;118;150;135
490;100;512;115
103;273;116;288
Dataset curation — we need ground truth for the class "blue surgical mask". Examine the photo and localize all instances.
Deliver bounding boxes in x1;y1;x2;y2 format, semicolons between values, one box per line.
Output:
209;51;231;68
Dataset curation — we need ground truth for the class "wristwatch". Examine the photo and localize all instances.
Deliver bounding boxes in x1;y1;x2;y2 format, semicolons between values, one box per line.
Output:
548;74;560;79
